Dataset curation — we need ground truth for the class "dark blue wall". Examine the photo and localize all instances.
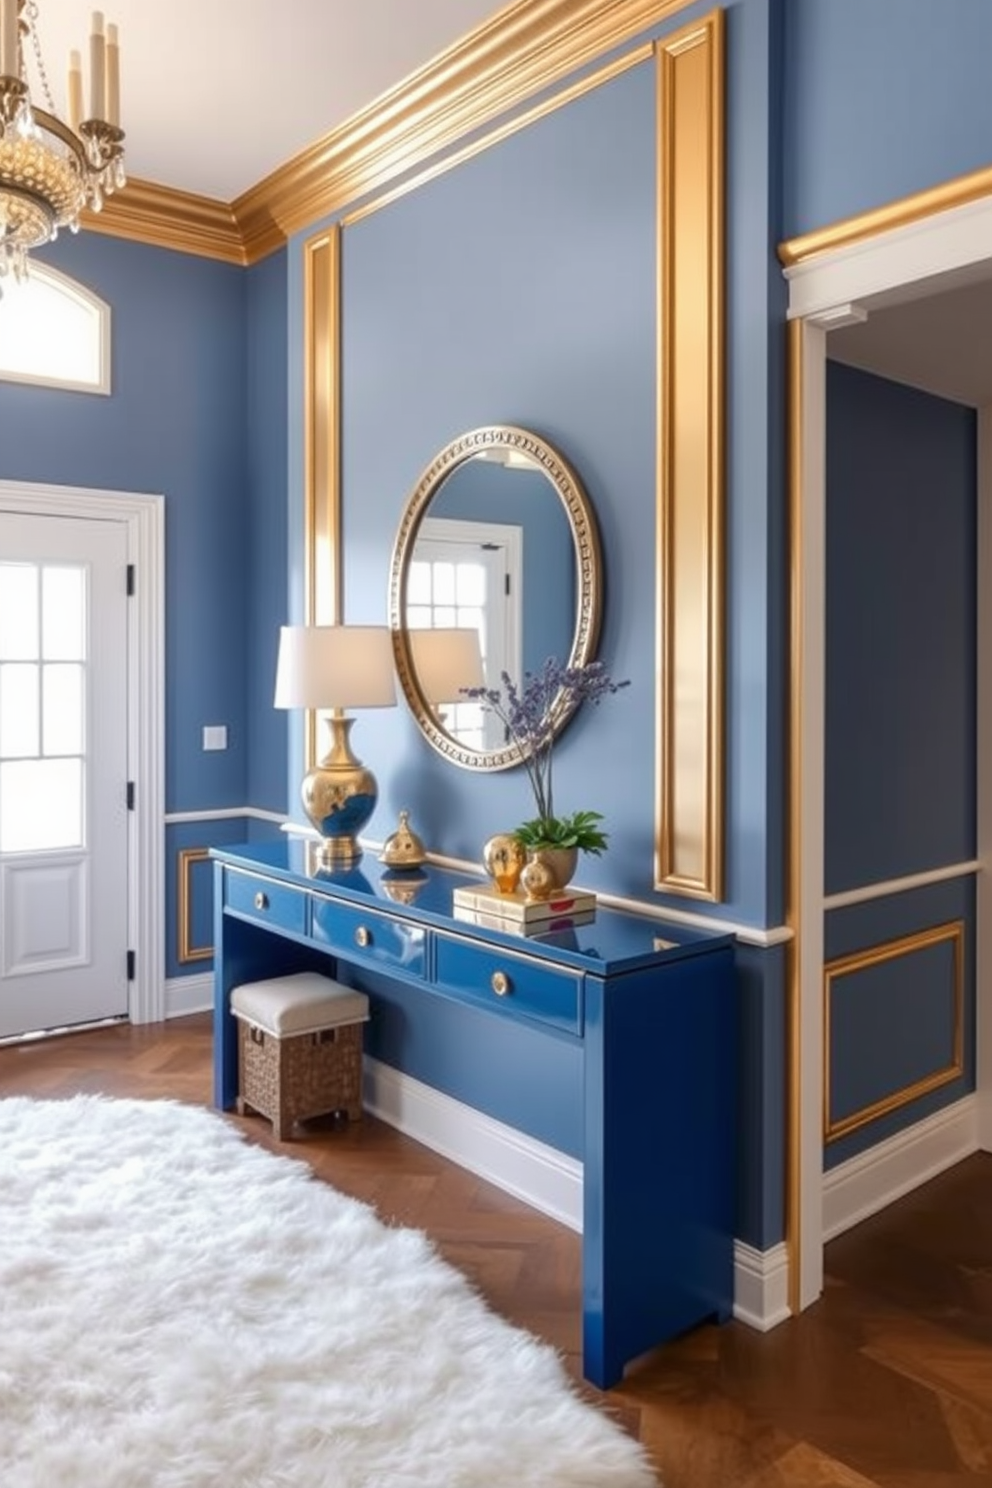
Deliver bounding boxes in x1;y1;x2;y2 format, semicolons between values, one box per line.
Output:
826;363;976;893
824;362;976;1164
783;0;992;236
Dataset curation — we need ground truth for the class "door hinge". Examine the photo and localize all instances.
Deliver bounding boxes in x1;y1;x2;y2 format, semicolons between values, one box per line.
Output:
505;573;511;595
126;563;135;596
126;950;136;981
126;781;135;811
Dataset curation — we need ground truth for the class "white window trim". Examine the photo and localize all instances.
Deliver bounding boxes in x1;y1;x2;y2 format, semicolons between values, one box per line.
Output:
0;262;111;396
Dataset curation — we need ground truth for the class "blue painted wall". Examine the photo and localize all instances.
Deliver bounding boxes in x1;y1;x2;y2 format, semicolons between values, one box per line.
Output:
783;0;992;236
281;0;787;1249
824;362;976;1164
0;232;250;816
246;248;290;812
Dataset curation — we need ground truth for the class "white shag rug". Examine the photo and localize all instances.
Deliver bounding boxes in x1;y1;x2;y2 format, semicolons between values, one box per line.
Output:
0;1095;657;1488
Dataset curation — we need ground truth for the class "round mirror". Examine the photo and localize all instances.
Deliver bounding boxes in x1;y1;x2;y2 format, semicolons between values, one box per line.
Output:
389;425;602;771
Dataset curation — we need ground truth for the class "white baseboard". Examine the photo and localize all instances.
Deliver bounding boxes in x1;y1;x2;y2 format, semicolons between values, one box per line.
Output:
364;1056;583;1230
364;1055;795;1335
164;972;212;1020
733;1241;790;1331
823;1094;979;1242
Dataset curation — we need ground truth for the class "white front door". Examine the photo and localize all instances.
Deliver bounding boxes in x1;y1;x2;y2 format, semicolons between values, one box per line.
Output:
0;511;129;1037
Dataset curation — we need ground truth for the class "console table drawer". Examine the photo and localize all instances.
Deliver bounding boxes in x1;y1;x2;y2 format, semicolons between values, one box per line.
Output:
312;895;426;979
226;871;308;936
435;933;583;1035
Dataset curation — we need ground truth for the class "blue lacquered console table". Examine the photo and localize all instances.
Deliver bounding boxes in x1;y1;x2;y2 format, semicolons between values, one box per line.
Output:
211;840;737;1388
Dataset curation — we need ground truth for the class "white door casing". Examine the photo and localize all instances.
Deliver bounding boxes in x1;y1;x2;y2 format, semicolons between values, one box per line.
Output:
0;481;164;1027
786;194;992;1310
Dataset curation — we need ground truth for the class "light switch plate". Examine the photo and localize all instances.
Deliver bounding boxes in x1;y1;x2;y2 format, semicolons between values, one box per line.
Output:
202;725;228;751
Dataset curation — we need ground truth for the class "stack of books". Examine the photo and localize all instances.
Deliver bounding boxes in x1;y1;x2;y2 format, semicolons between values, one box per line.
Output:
453;883;596;936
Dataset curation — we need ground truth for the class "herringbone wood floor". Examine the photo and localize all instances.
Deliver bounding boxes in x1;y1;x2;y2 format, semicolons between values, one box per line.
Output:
4;1013;992;1486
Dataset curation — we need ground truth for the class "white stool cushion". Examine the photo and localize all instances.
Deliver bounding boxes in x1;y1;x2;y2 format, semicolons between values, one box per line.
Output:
230;972;369;1038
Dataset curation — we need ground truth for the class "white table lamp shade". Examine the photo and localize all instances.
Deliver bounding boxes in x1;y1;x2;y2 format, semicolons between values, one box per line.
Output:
409;627;485;703
274;625;397;711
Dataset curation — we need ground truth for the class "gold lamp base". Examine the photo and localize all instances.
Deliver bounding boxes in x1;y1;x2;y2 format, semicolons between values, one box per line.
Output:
301;715;378;869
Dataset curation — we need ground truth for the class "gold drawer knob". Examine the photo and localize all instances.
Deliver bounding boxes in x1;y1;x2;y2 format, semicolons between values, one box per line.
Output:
254;891;269;911
491;970;512;997
355;925;371;949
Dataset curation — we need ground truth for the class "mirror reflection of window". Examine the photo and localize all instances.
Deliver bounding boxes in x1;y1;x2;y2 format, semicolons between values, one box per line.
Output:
408;517;522;750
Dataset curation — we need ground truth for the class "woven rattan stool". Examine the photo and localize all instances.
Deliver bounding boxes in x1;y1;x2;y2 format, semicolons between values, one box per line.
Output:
230;973;369;1141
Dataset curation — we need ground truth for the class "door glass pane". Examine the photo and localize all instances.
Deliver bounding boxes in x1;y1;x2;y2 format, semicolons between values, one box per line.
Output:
0;564;38;659
0;757;83;851
43;663;84;755
456;563;486;606
42;566;86;660
407;562;431;606
0;663;39;757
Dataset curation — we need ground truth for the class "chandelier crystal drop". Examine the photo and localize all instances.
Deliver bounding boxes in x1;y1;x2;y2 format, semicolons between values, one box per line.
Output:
0;0;124;284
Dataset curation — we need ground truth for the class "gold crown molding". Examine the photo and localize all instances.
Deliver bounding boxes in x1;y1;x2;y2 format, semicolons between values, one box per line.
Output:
779;162;992;269
654;9;725;901
177;847;213;963
82;177;245;265
823;921;965;1144
233;0;699;263
342;45;652;231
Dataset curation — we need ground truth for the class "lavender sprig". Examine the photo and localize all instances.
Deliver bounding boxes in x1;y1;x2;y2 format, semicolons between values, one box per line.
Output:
462;656;630;831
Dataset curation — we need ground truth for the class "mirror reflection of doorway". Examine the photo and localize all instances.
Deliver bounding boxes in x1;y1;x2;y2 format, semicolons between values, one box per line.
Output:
405;516;522;751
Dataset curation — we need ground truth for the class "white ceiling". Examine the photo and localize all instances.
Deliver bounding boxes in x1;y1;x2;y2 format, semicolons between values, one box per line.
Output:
825;272;992;410
26;0;511;202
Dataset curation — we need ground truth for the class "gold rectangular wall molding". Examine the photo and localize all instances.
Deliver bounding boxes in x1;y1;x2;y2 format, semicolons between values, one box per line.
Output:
654;8;726;900
823;920;965;1143
177;847;213;963
303;228;342;772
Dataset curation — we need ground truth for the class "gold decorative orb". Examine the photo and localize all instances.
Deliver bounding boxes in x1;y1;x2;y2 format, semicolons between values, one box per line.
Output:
520;855;555;902
483;833;526;894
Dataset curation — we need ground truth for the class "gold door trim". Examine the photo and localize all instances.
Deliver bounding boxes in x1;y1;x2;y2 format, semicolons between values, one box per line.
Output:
654;9;725;900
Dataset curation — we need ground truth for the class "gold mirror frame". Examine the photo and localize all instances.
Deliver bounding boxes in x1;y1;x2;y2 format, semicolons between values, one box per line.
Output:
389;424;602;772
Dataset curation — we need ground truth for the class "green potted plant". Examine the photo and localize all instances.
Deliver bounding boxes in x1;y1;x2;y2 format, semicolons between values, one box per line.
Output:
464;657;630;891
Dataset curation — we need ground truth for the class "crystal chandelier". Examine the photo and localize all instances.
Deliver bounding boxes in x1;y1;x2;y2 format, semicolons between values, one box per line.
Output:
0;1;125;284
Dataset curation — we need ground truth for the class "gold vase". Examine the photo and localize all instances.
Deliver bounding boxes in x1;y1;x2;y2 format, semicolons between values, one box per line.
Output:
523;846;579;896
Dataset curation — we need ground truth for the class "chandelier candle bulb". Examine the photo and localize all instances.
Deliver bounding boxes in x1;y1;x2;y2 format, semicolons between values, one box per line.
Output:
89;11;105;121
0;0;18;78
105;23;119;127
68;50;82;131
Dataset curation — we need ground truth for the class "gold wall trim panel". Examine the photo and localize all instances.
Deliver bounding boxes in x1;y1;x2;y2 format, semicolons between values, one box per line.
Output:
779;162;992;269
303;228;342;773
823;920;965;1144
654;8;726;900
82;177;245;265
177;847;213;963
234;0;699;262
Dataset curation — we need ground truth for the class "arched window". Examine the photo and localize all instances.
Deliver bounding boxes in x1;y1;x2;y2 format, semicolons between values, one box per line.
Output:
0;264;110;394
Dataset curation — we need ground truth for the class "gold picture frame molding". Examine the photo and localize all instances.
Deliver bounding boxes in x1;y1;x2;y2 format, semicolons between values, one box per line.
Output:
823;920;965;1144
177;846;213;964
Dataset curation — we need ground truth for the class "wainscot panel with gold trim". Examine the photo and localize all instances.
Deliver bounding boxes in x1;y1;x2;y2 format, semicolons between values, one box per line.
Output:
824;921;964;1144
